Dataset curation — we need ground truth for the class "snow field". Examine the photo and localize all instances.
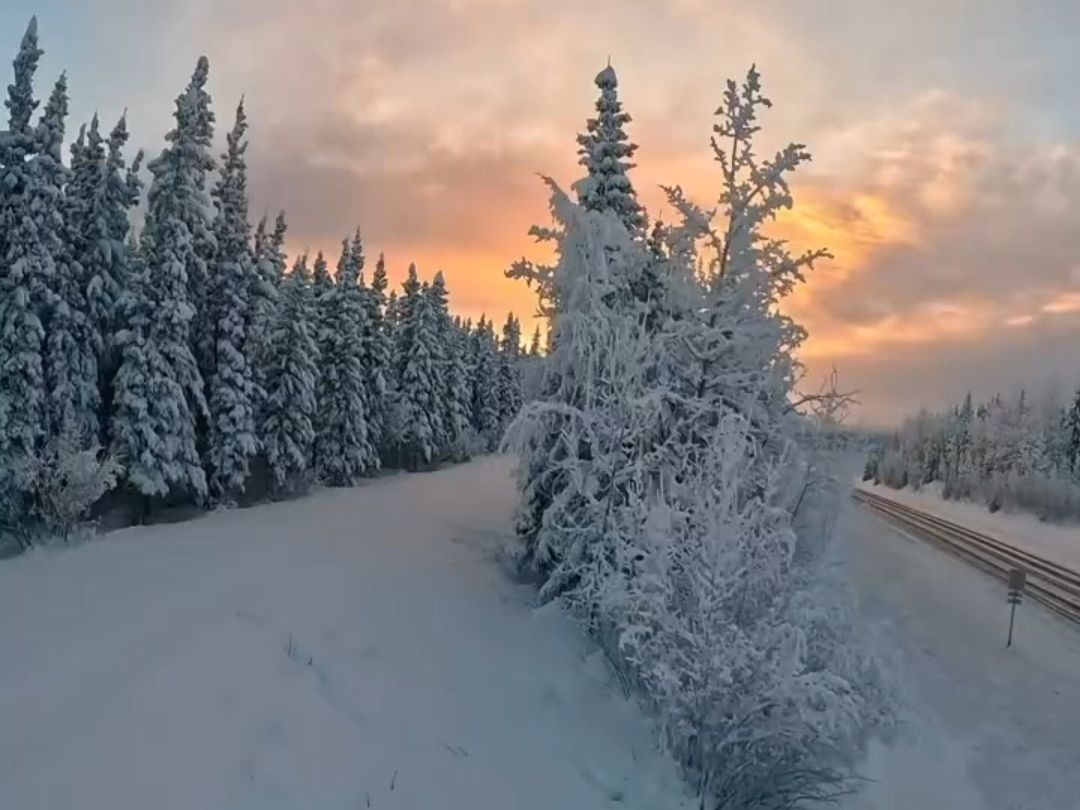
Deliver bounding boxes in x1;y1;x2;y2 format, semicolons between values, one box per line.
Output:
0;456;685;810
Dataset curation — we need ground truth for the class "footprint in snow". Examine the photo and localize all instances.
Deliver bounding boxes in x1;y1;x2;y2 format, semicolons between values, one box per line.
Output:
441;742;469;758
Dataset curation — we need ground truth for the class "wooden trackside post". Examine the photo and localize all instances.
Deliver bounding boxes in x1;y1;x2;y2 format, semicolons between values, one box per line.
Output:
1006;568;1027;648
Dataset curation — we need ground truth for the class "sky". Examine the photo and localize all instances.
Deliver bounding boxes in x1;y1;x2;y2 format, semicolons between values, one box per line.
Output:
4;0;1080;425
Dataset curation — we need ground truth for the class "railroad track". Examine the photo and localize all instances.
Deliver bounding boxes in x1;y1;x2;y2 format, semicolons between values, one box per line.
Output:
853;487;1080;626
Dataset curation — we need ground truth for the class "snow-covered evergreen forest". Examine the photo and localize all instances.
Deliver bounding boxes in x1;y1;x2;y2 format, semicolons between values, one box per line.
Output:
865;386;1080;521
503;64;895;808
0;18;528;547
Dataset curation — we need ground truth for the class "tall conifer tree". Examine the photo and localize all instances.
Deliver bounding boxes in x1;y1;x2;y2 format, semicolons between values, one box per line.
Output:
117;56;218;500
0;18;47;491
315;233;375;484
207;100;258;498
262;255;319;494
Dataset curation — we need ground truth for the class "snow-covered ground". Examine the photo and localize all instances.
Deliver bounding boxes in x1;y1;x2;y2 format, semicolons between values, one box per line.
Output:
0;456;685;810
6;456;1077;810
840;496;1080;810
857;480;1080;572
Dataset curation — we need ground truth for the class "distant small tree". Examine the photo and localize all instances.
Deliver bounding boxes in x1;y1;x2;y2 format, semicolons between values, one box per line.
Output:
469;316;501;450
1065;387;1080;477
495;313;524;435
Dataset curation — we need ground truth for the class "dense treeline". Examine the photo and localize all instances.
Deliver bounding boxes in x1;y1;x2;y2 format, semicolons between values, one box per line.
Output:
865;387;1080;521
505;64;894;808
0;18;526;546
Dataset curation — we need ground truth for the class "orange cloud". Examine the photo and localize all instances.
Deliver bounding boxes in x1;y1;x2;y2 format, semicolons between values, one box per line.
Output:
1042;292;1080;314
1005;314;1036;327
800;299;993;360
779;189;918;315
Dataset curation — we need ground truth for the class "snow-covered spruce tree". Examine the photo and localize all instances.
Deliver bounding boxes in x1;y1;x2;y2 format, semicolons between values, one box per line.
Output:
528;323;542;356
385;288;401;331
360;252;392;456
468;316;501;450
68;112;144;425
504;180;651;596
315;233;376;485
504;63;659;574
206;100;258;500
445;316;474;460
941;392;974;498
575;63;647;237
495;312;524;437
253;212;287;294
261;255;319;496
1065;386;1080;478
579;65;677;329
308;250;332;472
383;264;419;463
0;17;48;499
395;262;421;346
425;271;465;459
250;211;286;399
58;117;100;403
175;58;217;386
35;74;99;445
519;322;546;403
110;253;207;507
120;57;219;504
391;265;442;468
310;248;334;339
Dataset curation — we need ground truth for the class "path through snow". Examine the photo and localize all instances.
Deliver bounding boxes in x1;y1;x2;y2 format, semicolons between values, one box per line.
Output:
0;456;684;810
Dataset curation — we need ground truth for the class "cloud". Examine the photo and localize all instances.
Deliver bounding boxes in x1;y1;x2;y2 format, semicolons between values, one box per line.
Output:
1042;292;1080;315
764;91;1080;423
26;0;1079;424
835;314;1080;426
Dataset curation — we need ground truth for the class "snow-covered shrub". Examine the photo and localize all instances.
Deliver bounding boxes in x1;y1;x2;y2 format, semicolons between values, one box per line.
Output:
981;470;1080;523
507;188;892;808
610;415;894;809
1010;473;1080;522
875;448;908;489
23;417;121;543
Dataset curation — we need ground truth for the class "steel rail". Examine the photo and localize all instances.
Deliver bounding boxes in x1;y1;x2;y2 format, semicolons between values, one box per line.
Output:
853;487;1080;626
